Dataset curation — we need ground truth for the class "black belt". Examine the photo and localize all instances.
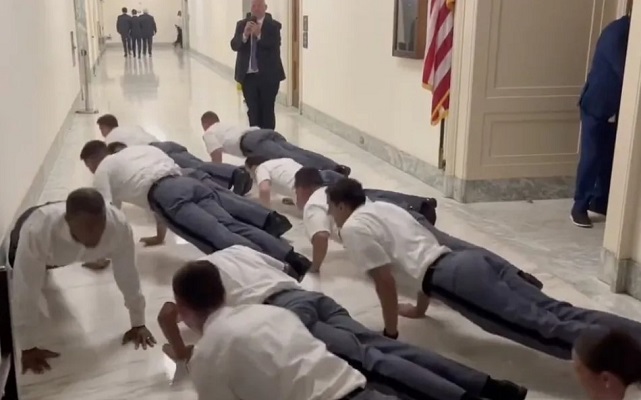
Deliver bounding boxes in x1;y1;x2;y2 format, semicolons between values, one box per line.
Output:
421;252;448;296
341;387;364;400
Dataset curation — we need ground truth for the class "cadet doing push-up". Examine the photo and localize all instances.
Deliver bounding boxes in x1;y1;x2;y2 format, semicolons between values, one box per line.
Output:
326;178;641;360
79;140;311;278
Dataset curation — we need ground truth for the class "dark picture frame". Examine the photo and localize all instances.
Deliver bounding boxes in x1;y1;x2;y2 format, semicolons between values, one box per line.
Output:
392;0;428;59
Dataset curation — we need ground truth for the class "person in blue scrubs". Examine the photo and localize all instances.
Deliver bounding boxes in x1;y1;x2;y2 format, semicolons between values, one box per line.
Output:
571;14;631;228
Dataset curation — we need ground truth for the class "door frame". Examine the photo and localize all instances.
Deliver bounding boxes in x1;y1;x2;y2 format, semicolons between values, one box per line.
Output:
290;0;301;108
182;0;191;49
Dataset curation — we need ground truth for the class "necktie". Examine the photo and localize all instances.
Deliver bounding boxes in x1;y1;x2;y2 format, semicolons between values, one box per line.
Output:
249;36;258;72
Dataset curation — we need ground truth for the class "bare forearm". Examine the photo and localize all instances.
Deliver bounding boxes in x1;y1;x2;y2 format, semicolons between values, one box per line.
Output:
311;233;330;271
259;190;272;208
155;217;167;241
375;280;399;334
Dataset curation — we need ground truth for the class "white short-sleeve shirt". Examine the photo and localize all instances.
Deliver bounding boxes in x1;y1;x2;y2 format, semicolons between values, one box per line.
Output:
340;201;450;292
93;145;181;209
202;245;301;306
255;158;303;196
105;126;158;146
303;187;341;242
202;123;259;157
190;305;366;400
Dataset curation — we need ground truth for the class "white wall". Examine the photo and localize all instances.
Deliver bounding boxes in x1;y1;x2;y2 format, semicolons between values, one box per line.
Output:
301;0;441;166
188;0;289;98
103;0;182;44
0;0;80;238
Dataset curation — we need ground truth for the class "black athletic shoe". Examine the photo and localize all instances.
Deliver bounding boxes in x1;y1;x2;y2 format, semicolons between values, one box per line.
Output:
264;212;293;237
571;210;593;228
334;165;351;177
588;203;608;216
284;252;312;279
231;168;253;196
419;197;438;225
481;379;528;400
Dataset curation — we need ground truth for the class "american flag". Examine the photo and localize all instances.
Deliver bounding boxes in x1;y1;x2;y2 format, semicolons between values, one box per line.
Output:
422;0;455;126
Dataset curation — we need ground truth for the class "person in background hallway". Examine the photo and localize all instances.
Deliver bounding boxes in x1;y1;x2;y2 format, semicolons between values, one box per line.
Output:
8;189;154;374
201;111;351;176
571;13;631;228
174;10;183;49
130;9;142;58
139;9;157;57
573;329;641;400
162;260;402;399
116;7;132;57
231;0;285;130
157;246;528;400
326;178;641;360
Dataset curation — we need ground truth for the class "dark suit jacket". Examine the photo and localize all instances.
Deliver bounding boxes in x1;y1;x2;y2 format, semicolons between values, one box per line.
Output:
116;14;132;36
579;16;631;119
138;14;157;38
230;14;286;84
130;16;143;38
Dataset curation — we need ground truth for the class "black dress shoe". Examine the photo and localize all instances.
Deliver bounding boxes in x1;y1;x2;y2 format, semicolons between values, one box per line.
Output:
334;165;351;177
231;168;253;196
284;252;312;279
283;264;303;282
481;379;528;400
588;203;608;216
264;212;293;237
419;197;438;225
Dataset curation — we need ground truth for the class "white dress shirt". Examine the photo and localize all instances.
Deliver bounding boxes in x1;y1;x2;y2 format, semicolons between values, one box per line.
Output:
340;201;450;293
175;16;183;29
625;385;641;400
190;304;366;400
202;123;259;158
10;202;146;350
202;245;300;306
303;187;341;242
105;126;158;146
255;157;302;197
93;145;181;210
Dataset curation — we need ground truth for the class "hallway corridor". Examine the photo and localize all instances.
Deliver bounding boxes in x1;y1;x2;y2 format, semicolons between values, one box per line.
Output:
17;48;641;399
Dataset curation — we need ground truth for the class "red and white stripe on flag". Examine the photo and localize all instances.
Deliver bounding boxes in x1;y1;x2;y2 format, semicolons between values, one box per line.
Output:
422;0;455;126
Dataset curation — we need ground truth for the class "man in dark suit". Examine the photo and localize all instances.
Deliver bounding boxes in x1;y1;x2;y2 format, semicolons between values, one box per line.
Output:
139;9;157;57
571;14;631;228
231;0;285;130
130;9;143;58
116;7;132;57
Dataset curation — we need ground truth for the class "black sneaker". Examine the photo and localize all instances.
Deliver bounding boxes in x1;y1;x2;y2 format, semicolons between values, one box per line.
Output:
284;252;312;279
334;165;351;177
588;203;607;216
264;212;293;237
571;210;593;228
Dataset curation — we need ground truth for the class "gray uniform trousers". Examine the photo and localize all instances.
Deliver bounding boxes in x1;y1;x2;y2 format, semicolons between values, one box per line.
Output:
241;129;341;171
266;289;488;400
183;168;282;231
150;141;252;195
422;223;641;359
147;175;292;261
348;388;402;400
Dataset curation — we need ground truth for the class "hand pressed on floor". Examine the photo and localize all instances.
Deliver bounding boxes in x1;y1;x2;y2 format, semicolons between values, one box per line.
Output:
21;347;60;374
122;326;156;350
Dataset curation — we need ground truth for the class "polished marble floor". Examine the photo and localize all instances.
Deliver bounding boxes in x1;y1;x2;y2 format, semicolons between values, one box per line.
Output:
17;48;641;399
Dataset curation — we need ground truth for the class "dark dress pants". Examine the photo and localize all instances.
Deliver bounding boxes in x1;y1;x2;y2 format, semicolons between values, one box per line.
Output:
242;73;280;129
142;36;153;55
572;111;617;214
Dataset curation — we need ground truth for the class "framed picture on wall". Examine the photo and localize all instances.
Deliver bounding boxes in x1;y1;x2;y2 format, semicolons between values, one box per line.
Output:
393;0;428;59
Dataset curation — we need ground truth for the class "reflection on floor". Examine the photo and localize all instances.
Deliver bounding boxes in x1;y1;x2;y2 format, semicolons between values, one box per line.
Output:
17;49;640;399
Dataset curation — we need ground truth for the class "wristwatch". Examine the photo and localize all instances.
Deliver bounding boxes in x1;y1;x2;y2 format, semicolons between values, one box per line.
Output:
383;329;399;339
